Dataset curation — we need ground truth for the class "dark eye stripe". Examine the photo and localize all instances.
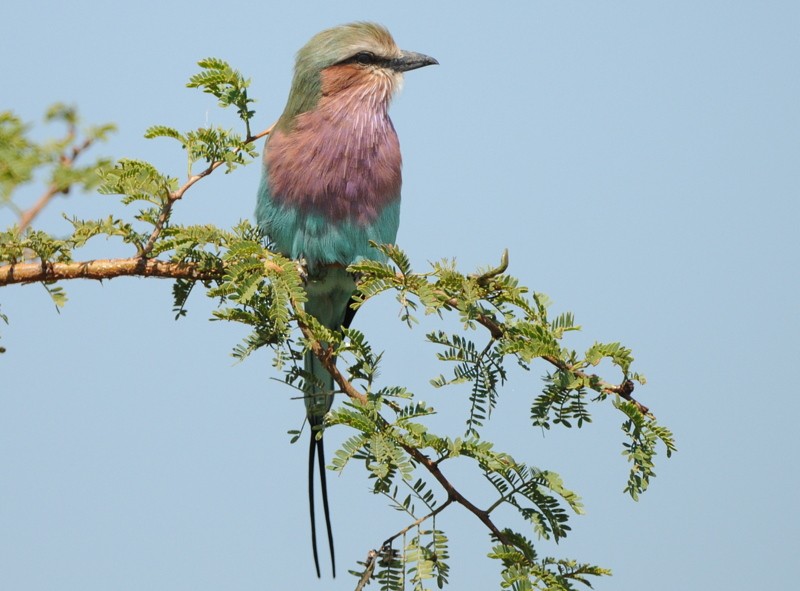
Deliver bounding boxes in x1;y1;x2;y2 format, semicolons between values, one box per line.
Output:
340;51;388;67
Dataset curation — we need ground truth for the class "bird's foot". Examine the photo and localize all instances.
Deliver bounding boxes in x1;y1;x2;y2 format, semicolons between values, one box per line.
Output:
296;257;308;282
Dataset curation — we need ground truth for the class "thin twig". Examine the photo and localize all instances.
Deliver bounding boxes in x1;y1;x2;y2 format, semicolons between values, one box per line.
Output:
289;294;512;543
400;442;510;544
17;137;95;234
437;291;649;415
138;124;274;257
381;498;453;548
353;549;378;591
17;186;62;234
246;123;273;144
542;355;649;415
294;317;369;406
290;269;652;549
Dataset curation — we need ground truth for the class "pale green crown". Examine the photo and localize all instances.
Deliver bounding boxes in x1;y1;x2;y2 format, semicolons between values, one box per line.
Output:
278;22;400;130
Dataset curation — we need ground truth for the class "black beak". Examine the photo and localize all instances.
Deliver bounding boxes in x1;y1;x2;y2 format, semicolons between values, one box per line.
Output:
388;50;439;73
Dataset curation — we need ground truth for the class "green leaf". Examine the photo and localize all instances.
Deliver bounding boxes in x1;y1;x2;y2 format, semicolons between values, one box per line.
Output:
188;58;256;126
144;125;184;142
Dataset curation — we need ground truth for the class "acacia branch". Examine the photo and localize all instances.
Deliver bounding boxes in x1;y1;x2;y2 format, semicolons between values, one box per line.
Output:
297;330;511;546
289;293;512;544
0;258;221;284
437;292;650;414
401;443;510;544
1;246;649;418
0;249;648;556
353;549;379;591
381;497;453;548
391;249;650;414
138;124;273;257
543;354;649;415
0;255;290;286
17;186;62;235
291;270;650;543
2;124;278;284
17;136;95;234
294;316;368;406
353;497;453;589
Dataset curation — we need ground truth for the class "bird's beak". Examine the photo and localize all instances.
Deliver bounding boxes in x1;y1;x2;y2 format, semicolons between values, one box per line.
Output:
388;50;439;72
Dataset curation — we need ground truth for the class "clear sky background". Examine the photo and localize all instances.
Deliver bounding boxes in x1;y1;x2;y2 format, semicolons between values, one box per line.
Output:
1;1;798;589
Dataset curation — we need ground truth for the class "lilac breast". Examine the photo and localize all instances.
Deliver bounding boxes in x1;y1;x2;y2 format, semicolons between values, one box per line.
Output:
266;98;403;226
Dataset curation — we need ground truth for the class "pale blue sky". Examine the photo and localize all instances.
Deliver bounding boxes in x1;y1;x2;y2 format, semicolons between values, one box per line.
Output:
2;1;798;589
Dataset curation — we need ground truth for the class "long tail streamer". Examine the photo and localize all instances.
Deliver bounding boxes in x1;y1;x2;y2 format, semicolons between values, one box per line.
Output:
308;431;335;578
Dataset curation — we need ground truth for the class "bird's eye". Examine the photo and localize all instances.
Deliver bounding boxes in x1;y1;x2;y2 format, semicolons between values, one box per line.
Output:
353;51;376;65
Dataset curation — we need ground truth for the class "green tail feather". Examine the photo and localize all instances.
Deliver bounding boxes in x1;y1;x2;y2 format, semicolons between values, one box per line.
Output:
304;349;334;426
305;347;337;578
303;267;354;578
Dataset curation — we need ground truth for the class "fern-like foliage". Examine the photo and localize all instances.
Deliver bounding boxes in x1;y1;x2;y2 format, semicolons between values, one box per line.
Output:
486;464;582;542
207;226;306;360
489;532;611;591
187;57;256;135
98;158;176;206
0;106;114;207
616;399;676;500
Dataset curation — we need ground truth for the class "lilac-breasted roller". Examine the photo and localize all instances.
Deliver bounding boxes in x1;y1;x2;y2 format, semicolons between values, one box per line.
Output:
255;22;436;577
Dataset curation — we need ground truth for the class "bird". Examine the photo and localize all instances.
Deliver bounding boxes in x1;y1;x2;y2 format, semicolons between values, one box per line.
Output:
255;22;437;578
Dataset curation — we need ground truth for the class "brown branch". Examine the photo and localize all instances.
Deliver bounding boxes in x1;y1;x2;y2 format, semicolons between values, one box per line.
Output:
381;497;454;547
13;119;272;254
400;443;510;544
442;294;504;339
138;124;274;257
288;291;512;544
354;549;379;591
137;158;219;256
353;495;453;588
0;254;648;417
383;248;651;416
17;186;61;234
438;292;651;414
608;378;649;414
0;258;221;284
294;317;369;406
246;124;273;145
291;265;650;550
298;322;511;545
542;354;649;415
432;269;652;416
17;136;95;234
0;255;288;286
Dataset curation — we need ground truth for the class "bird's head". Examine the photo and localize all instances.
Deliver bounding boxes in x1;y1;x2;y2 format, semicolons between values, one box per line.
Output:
278;22;437;130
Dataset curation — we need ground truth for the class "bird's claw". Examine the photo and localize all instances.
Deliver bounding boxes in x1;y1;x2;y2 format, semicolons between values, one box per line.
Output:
297;257;308;282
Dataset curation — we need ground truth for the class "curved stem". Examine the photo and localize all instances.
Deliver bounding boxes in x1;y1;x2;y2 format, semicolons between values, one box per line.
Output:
381;497;453;548
138;124;273;257
17;137;95;234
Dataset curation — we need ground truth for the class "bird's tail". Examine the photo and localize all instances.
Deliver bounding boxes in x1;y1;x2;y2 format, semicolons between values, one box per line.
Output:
305;348;336;578
302;267;355;577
